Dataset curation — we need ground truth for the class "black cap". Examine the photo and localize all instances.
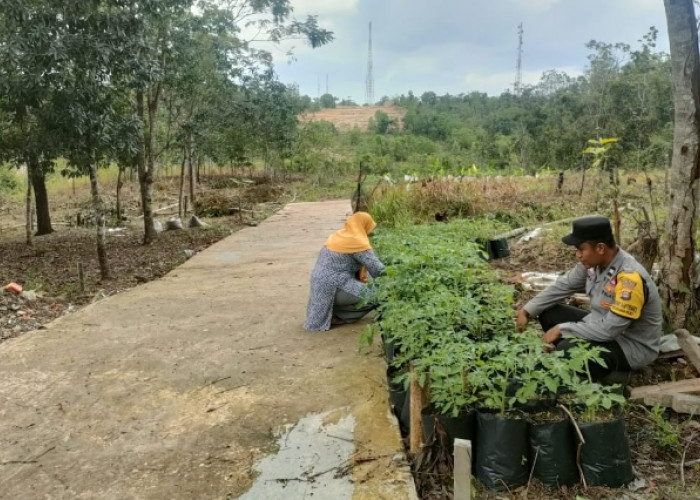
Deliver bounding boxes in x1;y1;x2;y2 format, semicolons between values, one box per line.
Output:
561;215;614;246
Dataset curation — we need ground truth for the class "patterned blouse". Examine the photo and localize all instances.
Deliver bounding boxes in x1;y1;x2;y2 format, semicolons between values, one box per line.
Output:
304;247;385;331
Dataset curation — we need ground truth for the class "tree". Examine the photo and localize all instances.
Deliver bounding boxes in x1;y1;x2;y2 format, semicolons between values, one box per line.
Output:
582;40;629;138
659;0;700;329
319;93;337;108
368;110;397;135
0;1;60;236
129;0;333;243
421;91;437;106
47;1;143;279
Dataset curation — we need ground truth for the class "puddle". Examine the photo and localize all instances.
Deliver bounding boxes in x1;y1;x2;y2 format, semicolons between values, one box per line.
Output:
238;408;356;499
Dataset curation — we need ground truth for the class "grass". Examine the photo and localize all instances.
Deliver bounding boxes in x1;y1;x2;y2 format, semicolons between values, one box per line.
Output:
365;169;670;243
286;174;358;202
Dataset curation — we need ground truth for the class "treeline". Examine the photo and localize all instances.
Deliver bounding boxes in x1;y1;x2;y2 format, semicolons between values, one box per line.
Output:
0;0;331;274
297;28;672;179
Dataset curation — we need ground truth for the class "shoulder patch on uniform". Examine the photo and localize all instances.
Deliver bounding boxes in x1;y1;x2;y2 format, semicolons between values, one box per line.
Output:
610;270;645;320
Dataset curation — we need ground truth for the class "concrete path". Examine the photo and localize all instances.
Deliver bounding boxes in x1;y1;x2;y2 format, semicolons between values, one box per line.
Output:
0;201;414;500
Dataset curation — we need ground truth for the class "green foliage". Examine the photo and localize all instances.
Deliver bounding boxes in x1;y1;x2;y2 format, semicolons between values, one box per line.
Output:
584;137;620;168
366;219;637;421
645;404;682;456
364;218;519;415
381;30;671;175
562;341;627;421
468;334;576;415
319;93;337;109
368;189;413;227
0;168;19;193
368;110;398;135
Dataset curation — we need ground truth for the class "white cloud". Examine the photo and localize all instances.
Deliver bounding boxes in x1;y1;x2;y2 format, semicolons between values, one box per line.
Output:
272;0;670;101
510;0;559;11
618;0;663;11
291;0;359;16
385;55;440;81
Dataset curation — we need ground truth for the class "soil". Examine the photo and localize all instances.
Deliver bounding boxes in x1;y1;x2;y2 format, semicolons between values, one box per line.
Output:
0;227;231;341
0;175;288;343
299;105;406;132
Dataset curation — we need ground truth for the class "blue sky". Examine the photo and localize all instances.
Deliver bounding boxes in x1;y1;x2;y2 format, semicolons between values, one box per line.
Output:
264;0;670;103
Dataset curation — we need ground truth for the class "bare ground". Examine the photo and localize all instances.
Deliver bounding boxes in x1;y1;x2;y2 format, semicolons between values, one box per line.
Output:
299;105;406;132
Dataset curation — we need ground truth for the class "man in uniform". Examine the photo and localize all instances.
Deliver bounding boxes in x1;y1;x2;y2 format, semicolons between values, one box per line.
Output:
516;215;662;381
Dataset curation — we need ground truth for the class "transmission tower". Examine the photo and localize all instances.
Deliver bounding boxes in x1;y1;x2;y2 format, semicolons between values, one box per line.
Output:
514;23;523;96
365;22;374;105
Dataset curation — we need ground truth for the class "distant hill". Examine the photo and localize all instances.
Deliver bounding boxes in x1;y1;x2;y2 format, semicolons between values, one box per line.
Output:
299;105;405;132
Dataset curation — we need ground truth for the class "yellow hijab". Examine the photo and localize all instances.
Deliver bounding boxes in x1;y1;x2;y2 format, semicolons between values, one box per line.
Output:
325;212;377;254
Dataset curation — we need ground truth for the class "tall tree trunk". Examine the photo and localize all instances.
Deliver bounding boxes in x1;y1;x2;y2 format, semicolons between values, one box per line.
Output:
116;164;124;222
196;155;201;184
188;137;196;214
178;146;186;219
147;85;160;177
88;162;110;280
25;164;33;247
660;0;700;329
136;89;157;244
29;158;53;235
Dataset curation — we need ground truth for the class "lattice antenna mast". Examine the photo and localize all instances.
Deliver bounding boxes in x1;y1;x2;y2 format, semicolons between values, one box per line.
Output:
514;22;523;95
365;22;374;105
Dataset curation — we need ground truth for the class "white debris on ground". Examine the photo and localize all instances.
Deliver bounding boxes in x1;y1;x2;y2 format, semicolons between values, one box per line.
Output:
517;227;549;244
660;333;700;353
519;271;562;291
238;408;356;500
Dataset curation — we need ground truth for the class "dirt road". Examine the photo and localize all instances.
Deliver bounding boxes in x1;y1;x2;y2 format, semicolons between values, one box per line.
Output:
0;201;413;499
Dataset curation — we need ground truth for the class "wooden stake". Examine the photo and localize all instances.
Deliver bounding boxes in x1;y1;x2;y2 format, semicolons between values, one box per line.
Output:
25;166;33;247
78;262;85;293
453;439;472;500
409;362;424;454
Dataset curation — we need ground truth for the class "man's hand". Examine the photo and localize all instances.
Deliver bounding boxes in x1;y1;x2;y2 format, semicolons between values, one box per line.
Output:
542;325;562;345
516;308;530;332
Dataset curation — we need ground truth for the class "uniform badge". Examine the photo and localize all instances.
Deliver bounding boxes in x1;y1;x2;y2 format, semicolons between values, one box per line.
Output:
610;271;644;319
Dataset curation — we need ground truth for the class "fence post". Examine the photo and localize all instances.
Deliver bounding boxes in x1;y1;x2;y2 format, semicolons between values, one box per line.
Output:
453;439;472;500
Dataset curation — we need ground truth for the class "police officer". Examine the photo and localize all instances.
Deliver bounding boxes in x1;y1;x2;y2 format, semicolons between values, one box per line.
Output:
516;215;662;381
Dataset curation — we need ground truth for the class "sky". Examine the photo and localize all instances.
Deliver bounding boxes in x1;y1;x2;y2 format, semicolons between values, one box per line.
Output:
265;0;670;103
